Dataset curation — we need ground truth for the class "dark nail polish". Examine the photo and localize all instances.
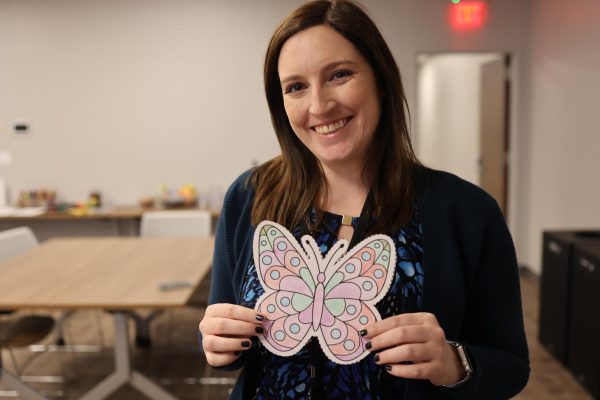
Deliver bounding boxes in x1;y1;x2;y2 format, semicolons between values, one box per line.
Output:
365;341;372;350
374;354;380;363
241;340;251;348
256;315;265;321
385;365;392;371
255;326;264;334
359;329;368;337
234;351;242;356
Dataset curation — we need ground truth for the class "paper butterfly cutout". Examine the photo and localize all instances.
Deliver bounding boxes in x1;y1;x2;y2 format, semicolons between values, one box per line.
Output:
253;220;397;365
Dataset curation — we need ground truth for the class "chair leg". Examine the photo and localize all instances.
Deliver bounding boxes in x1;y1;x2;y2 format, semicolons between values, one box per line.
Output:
7;349;21;377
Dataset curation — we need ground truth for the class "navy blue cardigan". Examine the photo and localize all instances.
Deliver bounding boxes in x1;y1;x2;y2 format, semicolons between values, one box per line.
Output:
207;167;530;399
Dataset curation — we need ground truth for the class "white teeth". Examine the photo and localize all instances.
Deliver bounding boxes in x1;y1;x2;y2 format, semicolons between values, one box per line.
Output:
314;118;349;135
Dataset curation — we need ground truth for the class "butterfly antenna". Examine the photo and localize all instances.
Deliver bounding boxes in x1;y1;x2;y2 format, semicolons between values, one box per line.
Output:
324;241;346;272
303;237;318;261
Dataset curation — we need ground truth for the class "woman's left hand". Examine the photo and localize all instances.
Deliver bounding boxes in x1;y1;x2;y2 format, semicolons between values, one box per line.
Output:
362;312;465;386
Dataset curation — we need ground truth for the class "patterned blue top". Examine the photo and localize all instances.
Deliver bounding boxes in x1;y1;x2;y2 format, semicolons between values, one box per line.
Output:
239;209;424;399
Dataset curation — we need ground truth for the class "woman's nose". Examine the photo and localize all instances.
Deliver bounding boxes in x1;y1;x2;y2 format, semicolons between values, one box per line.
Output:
309;88;335;116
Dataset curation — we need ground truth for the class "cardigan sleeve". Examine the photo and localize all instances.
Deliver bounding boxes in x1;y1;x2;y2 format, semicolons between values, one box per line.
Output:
438;195;530;399
202;170;257;372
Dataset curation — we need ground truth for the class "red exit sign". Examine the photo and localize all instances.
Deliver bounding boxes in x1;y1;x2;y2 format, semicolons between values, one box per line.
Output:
449;1;488;30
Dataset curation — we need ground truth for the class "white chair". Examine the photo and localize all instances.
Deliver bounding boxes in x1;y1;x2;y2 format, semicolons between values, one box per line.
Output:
0;227;38;262
0;227;61;397
133;210;212;348
140;210;212;238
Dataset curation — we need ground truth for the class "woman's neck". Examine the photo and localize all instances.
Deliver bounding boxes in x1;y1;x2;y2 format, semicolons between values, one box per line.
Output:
319;162;370;217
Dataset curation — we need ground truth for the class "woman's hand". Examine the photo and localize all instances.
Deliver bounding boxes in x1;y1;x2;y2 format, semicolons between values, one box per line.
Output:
362;312;465;386
198;303;264;367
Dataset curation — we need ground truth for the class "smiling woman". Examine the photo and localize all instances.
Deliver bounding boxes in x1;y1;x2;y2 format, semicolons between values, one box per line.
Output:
199;1;530;399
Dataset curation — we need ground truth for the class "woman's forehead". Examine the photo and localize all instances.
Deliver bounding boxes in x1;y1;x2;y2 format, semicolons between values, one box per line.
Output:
278;25;365;79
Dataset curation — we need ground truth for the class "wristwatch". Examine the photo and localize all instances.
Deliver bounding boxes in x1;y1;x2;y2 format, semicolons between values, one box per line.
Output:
442;340;474;388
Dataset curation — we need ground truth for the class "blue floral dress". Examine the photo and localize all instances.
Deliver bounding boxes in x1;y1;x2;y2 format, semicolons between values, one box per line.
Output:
239;209;424;400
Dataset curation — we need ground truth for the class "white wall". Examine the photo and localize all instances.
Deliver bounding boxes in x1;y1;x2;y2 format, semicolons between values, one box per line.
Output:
525;0;600;273
0;0;540;263
0;0;303;205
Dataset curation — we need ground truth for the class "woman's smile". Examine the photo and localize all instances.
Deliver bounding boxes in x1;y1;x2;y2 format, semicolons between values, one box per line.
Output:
312;116;353;136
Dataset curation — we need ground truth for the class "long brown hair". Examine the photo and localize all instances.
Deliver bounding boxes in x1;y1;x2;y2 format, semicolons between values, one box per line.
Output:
251;0;420;234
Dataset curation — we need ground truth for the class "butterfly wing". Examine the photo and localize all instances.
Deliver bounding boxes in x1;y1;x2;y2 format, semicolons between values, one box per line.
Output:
317;235;397;364
253;221;322;356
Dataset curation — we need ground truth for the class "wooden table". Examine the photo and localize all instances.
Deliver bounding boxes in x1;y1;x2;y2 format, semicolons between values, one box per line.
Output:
0;237;214;400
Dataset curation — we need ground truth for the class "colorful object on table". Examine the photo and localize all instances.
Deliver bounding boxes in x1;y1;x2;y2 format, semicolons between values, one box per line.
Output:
253;220;396;365
88;191;102;208
159;183;198;208
17;189;56;208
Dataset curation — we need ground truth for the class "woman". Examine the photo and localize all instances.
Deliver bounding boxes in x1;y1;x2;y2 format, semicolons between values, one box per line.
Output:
198;1;529;399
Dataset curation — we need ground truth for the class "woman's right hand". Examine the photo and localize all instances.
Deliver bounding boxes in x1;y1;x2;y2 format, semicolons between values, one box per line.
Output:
198;303;265;367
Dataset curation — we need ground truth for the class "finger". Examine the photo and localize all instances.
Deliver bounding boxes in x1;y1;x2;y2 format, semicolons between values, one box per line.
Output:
205;350;242;368
367;325;431;351
205;303;265;323
203;335;254;353
373;343;432;365
363;312;439;339
384;361;435;380
202;317;264;336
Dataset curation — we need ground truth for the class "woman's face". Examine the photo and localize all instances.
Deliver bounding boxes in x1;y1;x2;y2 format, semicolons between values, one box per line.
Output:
278;25;381;170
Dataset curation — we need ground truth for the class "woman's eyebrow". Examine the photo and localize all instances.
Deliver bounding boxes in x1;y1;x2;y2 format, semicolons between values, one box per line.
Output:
279;60;358;86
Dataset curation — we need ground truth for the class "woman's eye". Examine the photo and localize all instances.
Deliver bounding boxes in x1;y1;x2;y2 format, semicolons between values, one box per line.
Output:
331;70;353;81
284;82;306;94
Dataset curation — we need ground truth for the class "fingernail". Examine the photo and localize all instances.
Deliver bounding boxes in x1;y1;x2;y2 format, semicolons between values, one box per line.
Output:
365;341;372;350
359;329;368;337
241;340;251;348
234;351;242;356
385;365;392;371
374;354;380;363
255;326;264;334
256;315;265;321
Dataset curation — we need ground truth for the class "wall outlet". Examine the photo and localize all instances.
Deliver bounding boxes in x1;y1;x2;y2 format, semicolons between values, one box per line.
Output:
13;122;31;136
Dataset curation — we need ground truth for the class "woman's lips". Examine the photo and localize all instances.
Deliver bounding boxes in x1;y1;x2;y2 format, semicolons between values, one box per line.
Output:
312;117;352;136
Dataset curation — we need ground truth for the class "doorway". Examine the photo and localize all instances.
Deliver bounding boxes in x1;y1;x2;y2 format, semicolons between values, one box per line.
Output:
415;52;511;215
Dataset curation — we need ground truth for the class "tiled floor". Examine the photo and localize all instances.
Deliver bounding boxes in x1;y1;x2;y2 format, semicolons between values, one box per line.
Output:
0;272;594;399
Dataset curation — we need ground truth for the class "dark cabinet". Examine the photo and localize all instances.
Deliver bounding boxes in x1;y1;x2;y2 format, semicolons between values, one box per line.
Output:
568;243;600;399
539;231;600;365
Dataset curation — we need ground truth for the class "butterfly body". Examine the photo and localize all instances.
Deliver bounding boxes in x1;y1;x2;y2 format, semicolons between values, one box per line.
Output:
253;221;396;365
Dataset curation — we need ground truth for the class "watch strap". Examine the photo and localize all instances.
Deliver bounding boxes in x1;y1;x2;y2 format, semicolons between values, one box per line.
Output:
442;340;473;389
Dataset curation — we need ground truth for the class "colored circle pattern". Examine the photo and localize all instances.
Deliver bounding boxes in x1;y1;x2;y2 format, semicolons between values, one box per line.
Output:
275;331;285;340
290;323;300;334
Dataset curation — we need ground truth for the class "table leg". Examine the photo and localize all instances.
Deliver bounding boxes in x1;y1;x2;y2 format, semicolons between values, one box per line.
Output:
1;368;48;400
79;312;178;400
